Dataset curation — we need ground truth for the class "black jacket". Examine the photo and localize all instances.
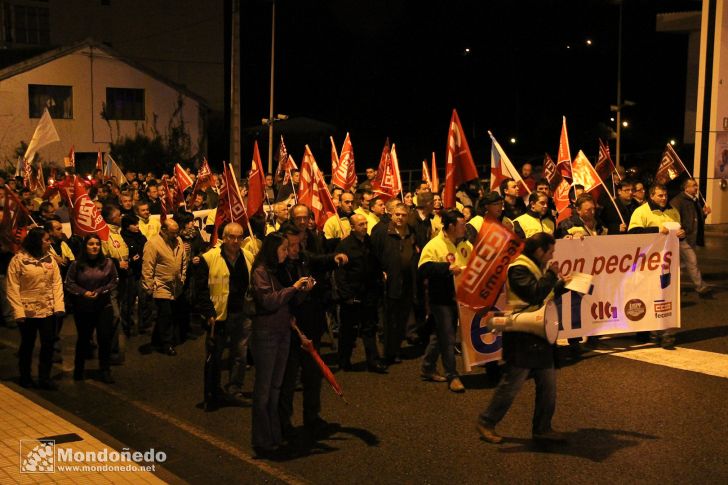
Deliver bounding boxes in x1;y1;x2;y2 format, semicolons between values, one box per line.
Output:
371;221;416;299
335;234;382;305
601;198;636;235
503;258;566;369
121;229;147;278
670;192;705;247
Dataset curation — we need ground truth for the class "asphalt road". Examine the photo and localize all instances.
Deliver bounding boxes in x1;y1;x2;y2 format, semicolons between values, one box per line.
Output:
2;228;728;485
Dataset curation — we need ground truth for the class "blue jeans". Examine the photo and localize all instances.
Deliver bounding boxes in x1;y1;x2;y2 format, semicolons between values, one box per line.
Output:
421;304;458;380
480;364;556;434
251;327;290;449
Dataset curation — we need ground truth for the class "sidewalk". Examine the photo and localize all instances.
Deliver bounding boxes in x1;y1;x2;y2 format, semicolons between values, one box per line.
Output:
0;383;168;484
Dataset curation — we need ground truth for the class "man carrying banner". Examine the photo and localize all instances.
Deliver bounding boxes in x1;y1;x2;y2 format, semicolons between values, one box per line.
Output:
418;209;472;393
670;179;712;297
512;192;555;240
628;184;684;348
477;232;570;444
601;180;637;235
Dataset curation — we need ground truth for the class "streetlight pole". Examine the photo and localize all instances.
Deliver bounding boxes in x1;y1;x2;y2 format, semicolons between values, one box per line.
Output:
267;0;276;174
615;0;623;168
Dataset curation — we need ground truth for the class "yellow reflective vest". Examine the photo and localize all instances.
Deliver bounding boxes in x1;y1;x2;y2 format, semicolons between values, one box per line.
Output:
506;254;551;313
513;213;555;239
102;224;129;261
324;215;351;240
138;216;161;240
628;202;680;231
418;231;472;268
354;207;380;235
202;247;255;321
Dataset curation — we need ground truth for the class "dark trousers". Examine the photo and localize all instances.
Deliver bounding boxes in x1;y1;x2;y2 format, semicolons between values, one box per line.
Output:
480;364;557;434
138;281;155;333
409;275;429;340
18;316;55;381
120;274;139;335
339;301;381;366
152;298;183;347
204;312;251;402
421;304;458;380
384;294;412;360
251;327;290;449
280;332;323;429
74;306;114;373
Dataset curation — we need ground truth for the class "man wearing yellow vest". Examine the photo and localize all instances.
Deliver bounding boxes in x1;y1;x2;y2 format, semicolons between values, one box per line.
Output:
196;222;253;411
628;183;684;348
513;192;555;239
135;201;161;240
478;232;570;444
418;209;472;393
101;205;131;364
323;191;353;250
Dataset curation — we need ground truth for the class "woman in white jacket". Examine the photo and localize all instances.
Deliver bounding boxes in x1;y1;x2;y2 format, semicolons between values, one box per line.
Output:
6;227;65;389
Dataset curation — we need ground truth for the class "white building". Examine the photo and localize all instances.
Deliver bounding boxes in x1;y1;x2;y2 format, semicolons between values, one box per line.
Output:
0;38;207;169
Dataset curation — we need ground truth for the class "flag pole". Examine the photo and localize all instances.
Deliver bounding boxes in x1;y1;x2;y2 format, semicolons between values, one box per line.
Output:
228;163;259;255
669;145;708;205
589;157;625;226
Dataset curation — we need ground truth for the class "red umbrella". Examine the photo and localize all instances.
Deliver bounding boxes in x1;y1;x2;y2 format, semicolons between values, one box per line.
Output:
291;320;348;404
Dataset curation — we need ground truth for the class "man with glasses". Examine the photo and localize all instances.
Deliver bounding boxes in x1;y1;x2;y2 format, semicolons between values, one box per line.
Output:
633;181;647;205
324;191;354;250
602;180;637;234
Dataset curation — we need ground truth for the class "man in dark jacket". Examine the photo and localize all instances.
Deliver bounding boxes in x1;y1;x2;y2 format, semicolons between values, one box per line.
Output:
121;214;147;336
335;214;387;373
478;232;570;444
407;191;435;344
371;202;416;365
601;180;637;235
670;178;711;296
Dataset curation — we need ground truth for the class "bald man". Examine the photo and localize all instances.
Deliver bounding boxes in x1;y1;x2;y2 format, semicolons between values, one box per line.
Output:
142;218;189;355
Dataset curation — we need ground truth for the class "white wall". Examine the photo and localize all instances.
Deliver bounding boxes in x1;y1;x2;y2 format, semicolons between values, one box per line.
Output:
0;45;203;168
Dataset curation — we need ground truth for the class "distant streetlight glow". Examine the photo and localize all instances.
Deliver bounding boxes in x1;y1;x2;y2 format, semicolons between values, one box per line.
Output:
586;39;593;45
464;47;470;54
566;45;571;49
510;137;517;144
670;139;676;146
622;120;629;128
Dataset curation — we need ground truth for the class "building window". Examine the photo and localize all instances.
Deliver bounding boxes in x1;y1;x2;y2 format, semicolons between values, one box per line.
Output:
105;88;145;120
28;85;73;119
12;5;50;45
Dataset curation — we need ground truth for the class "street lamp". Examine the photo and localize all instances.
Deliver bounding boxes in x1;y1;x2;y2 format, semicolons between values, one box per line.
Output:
267;0;277;174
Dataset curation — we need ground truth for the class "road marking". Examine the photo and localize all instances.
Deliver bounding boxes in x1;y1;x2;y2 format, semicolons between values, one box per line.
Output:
0;337;310;485
594;344;728;379
91;383;311;485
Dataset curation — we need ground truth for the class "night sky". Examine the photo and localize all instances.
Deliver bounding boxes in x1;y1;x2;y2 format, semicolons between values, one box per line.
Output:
242;0;698;179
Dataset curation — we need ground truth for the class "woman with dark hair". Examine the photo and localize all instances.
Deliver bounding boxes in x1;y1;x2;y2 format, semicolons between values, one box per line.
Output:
250;232;311;456
64;234;119;383
6;227;65;389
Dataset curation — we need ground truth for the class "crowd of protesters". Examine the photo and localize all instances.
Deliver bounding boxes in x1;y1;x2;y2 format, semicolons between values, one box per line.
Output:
0;157;711;456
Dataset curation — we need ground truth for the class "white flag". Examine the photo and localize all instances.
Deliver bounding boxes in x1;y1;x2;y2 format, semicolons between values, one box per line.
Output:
21;108;60;171
103;154;125;183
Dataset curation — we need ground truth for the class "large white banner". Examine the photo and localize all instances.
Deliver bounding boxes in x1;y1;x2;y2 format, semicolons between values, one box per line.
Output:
551;233;680;338
458;233;681;370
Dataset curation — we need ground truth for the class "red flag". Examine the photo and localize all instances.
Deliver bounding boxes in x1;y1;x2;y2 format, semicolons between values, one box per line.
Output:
556;116;572;182
276;135;298;185
330;136;339;177
174;163;193;193
96;149;103;172
298;145;338;229
656;144;687;185
596;139;619;184
456;218;524;310
159;175;176;222
572;150;606;202
331;133;357;191
0;190;29;252
553;179;572;224
488;132;531;196
71;176;110;241
212;162;250;246
22;159;33;188
192;159;213;194
247;141;266;216
543;153;558;187
34;164;46;193
422;160;432;189
431;152;439;194
443;109;479;208
66;146;76;168
371;141;403;201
